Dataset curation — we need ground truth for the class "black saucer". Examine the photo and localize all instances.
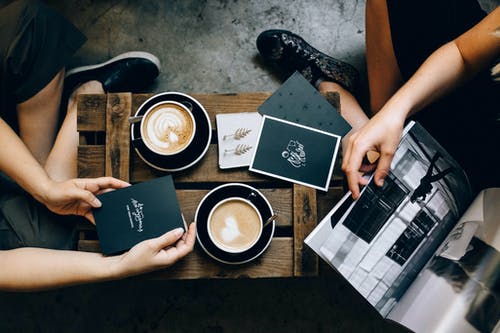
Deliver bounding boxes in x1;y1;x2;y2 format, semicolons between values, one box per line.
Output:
195;183;275;265
131;92;211;172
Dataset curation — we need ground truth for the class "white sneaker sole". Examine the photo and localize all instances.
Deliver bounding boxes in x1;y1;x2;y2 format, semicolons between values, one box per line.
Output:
65;51;161;77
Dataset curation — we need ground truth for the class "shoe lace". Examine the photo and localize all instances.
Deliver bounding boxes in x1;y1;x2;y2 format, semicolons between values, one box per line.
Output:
282;34;316;62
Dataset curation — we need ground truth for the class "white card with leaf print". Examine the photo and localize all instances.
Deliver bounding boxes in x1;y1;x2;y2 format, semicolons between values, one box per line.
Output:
216;112;263;169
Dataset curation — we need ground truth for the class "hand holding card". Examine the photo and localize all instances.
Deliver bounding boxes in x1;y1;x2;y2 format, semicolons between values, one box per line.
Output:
93;175;186;255
111;222;196;278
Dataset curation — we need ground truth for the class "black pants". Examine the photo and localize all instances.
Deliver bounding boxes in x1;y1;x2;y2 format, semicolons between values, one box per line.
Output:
0;0;86;250
387;0;500;194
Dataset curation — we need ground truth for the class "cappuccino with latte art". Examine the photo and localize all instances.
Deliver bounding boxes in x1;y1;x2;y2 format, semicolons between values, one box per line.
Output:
141;101;195;155
208;198;263;253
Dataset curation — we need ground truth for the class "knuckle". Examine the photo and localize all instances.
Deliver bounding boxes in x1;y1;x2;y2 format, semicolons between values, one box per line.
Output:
344;166;357;174
381;150;394;158
348;135;357;145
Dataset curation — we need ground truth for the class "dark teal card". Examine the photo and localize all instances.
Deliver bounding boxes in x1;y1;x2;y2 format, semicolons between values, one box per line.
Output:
93;175;185;255
258;71;351;137
249;116;340;191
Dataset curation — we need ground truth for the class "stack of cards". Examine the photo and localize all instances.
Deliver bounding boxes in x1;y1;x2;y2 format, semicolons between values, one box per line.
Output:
214;72;351;191
258;71;351;136
250;72;351;191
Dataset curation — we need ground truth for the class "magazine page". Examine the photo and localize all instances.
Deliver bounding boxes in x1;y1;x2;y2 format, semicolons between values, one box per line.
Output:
388;188;500;333
305;121;472;318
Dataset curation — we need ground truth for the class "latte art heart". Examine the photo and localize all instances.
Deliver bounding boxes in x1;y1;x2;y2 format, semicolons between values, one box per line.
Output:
142;103;195;155
208;199;263;252
220;217;241;242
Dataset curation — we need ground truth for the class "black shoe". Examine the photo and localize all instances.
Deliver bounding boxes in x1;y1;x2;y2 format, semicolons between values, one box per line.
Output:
64;51;161;94
256;29;359;94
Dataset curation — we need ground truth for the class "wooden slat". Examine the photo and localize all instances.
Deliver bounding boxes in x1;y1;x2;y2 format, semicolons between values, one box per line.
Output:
80;92;272;130
317;186;345;221
293;184;318;277
76;144;275;182
79;91;336;132
77;145;105;178
105;93;132;181
131;145;279;183
132;94;151;114
78;237;294;279
192;92;271;128
78;144;342;184
77;94;107;131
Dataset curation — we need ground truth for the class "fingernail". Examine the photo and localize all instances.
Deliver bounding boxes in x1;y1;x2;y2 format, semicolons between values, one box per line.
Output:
174;228;184;237
93;198;102;207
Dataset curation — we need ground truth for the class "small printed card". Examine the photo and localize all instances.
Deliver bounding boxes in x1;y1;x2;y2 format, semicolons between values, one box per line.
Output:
249;115;341;191
258;71;351;137
216;112;262;169
93;175;185;255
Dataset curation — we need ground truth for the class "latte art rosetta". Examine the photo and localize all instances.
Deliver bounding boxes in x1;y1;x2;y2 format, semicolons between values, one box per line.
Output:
142;104;194;154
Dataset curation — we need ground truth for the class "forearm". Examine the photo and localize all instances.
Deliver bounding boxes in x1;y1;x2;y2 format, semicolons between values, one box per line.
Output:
0;118;52;202
0;248;120;291
0;224;197;292
381;41;466;120
383;7;500;120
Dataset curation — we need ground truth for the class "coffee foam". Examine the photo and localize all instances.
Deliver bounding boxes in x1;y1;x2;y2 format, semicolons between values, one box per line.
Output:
219;216;241;242
209;200;262;252
143;105;194;154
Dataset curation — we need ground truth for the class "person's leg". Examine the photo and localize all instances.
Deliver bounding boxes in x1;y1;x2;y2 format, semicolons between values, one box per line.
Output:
16;69;65;166
44;80;104;182
365;0;403;115
0;186;79;250
318;0;403;117
317;81;369;130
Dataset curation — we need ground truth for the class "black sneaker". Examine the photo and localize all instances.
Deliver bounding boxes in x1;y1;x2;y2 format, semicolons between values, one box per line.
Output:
256;29;359;94
64;51;161;94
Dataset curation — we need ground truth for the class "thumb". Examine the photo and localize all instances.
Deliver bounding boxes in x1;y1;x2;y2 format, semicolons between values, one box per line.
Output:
373;150;394;187
150;228;184;250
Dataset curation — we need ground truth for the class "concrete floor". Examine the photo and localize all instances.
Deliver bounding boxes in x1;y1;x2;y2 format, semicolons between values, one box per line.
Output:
1;0;498;332
56;0;368;95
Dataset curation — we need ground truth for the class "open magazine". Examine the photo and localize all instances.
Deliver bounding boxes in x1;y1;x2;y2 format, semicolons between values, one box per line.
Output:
305;121;500;333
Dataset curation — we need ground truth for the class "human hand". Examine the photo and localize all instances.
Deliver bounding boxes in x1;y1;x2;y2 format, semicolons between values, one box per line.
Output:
111;222;197;278
40;177;130;223
342;110;405;199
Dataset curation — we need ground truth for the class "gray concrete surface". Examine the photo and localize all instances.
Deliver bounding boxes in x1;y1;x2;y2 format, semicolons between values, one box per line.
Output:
1;0;498;332
56;0;367;95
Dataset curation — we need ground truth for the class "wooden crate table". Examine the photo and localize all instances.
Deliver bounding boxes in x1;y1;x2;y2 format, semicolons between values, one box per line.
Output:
76;92;345;279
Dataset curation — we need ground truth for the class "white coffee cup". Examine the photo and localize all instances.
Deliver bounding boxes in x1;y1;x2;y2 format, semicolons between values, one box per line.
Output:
207;197;263;253
140;101;196;155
